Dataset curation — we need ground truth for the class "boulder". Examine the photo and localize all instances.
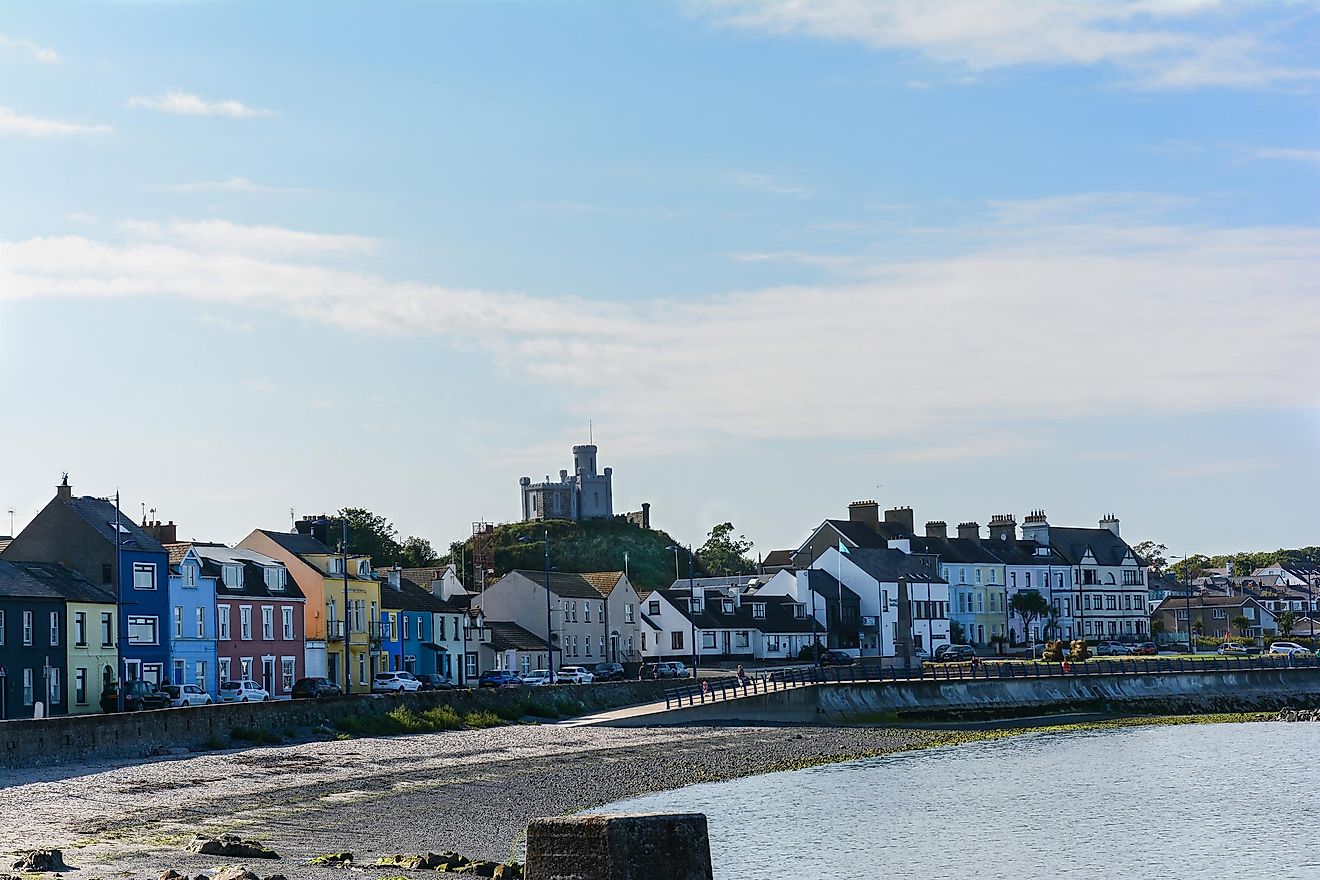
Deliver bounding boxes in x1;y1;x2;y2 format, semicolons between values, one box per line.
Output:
306;853;354;868
453;861;500;878
12;850;69;873
212;868;261;880
187;836;279;860
160;870;188;880
492;863;523;880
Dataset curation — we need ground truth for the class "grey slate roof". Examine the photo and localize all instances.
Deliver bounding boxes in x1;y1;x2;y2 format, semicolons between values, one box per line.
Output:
843;548;946;583
0;560;68;600
511;570;624;600
981;538;1068;567
1047;527;1137;567
257;529;337;557
191;544;305;600
65;496;165;553
10;561;115;604
487;621;552;653
904;535;1004;565
384;575;456;613
802;569;862;602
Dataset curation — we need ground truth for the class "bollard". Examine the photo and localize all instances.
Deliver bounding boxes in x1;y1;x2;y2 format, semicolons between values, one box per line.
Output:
525;812;713;880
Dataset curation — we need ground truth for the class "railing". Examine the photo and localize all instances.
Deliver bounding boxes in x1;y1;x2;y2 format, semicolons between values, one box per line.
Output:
661;654;1320;710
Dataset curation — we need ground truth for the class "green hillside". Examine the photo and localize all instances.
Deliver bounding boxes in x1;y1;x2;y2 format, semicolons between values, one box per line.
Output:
451;518;704;592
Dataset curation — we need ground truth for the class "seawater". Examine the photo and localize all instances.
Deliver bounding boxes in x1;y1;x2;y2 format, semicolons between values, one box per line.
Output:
595;723;1320;880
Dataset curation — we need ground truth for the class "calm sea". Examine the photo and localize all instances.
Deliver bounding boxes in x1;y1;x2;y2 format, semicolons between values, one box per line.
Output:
595;723;1320;880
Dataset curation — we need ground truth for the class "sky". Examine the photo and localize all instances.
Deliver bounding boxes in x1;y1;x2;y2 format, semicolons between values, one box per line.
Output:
1;0;1318;560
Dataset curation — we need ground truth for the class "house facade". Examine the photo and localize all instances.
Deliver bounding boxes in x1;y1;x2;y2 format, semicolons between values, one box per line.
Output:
0;561;70;719
199;545;305;696
378;567;459;678
893;523;1007;649
35;562;118;715
164;544;218;694
1153;594;1275;642
1029;513;1148;643
2;480;170;685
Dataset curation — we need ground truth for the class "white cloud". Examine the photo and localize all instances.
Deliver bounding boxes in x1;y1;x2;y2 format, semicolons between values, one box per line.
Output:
1252;147;1320;166
2;203;1318;453
169;177;300;194
0;106;112;136
127;90;274;119
691;0;1320;89
0;34;59;64
729;171;814;197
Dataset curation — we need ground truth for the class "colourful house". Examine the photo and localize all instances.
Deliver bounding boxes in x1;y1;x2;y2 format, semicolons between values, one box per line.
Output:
164;544;219;696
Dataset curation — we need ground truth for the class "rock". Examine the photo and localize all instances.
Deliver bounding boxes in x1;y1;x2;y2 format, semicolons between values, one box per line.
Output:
187;836;279;860
191;874;211;880
453;861;500;878
211;868;261;880
492;863;523;880
160;871;187;880
306;854;353;868
13;850;69;873
264;874;289;880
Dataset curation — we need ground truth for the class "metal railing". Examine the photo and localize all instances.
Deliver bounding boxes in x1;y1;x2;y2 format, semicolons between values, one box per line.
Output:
661;654;1320;710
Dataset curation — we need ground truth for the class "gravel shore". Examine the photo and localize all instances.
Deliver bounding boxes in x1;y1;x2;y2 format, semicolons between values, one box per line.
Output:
0;722;943;880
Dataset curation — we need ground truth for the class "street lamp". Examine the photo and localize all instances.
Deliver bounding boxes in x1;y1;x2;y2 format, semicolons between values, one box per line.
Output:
519;531;554;677
666;544;698;675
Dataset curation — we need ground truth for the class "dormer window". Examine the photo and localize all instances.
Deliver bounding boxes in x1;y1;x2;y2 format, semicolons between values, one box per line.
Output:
329;557;344;575
751;603;766;619
182;564;197;588
224;564;243;588
792;604;805;619
264;567;286;591
721;599;734;613
357;560;371;578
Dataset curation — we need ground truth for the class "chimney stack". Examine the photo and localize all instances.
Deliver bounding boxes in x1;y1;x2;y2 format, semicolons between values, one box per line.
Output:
1100;513;1120;537
56;474;72;501
957;521;981;541
925;521;948;539
884;506;915;536
988;514;1017;543
848;500;880;533
1021;509;1050;546
141;520;177;544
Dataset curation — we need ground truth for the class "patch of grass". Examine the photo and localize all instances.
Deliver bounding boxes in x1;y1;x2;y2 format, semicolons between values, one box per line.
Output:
200;734;227;750
462;710;504;729
230;725;283;745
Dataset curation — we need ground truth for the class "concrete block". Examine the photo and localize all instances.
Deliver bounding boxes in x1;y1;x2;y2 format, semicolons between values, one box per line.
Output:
525;812;712;880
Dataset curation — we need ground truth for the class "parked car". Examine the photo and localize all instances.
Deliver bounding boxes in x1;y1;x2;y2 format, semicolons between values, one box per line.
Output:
100;680;172;713
932;645;976;662
1133;642;1159;656
162;683;213;707
1269;641;1311;656
1217;642;1252;655
219;679;270;702
556;666;596;684
416;673;455;691
291;677;343;699
655;661;691;679
478;670;524;688
592;662;626;682
521;669;554;687
372;671;422;693
818;650;855;667
1096;642;1134;656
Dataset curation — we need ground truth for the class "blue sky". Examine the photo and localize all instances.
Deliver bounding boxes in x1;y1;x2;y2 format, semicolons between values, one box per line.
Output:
1;1;1318;559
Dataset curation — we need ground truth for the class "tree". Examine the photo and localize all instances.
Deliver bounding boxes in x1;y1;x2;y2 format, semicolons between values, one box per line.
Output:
1151;617;1165;636
1278;610;1298;637
337;507;402;567
397;536;440;568
1231;615;1251;637
950;620;966;645
1133;540;1168;571
697;522;755;577
1009;590;1050;646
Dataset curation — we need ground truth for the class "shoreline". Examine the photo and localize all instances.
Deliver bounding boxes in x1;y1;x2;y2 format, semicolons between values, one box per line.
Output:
0;713;1271;879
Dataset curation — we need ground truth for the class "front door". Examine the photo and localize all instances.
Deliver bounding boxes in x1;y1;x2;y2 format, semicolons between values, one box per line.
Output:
262;658;275;694
721;632;731;655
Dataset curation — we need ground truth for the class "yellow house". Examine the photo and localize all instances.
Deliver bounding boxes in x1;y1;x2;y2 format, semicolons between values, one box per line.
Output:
240;526;382;693
24;562;118;715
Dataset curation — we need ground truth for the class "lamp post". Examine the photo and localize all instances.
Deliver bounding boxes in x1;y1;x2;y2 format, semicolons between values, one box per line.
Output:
666;544;698;675
520;531;554;676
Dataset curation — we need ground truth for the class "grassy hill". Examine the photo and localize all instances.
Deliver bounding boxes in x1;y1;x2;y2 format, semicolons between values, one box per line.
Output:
453;518;703;592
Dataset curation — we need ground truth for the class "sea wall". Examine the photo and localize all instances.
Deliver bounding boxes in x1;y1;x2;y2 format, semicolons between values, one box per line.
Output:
0;681;671;771
605;669;1320;726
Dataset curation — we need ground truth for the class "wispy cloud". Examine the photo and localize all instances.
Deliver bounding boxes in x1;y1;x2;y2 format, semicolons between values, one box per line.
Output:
692;0;1320;90
0;34;59;64
128;90;274;119
0;106;112;136
729;171;814;197
169;177;301;194
3;200;1318;452
1252;147;1320;166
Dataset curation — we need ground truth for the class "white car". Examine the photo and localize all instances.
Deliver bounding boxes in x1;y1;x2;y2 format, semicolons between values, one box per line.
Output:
372;671;422;693
555;666;595;684
521;669;553;687
164;683;213;707
219;679;269;702
1269;641;1311;656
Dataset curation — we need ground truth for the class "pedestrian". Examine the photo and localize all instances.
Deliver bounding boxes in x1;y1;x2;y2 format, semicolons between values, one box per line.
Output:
736;663;747;686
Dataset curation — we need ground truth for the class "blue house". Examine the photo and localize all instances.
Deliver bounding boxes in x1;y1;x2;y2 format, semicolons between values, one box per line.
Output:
1;478;172;685
380;568;452;677
165;544;218;695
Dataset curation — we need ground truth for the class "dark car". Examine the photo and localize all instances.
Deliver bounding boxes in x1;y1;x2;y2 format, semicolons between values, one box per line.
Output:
1133;642;1159;656
592;662;626;682
478;670;524;688
291;677;343;699
638;662;657;680
100;680;171;713
932;645;976;662
818;650;855;667
416;673;456;691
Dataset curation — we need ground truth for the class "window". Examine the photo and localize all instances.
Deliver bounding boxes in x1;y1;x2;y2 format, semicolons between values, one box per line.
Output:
563;602;571;622
466;653;478;677
586;636;592;656
183;565;197;588
721;599;734;613
671;631;684;650
977;593;984;613
735;631;750;648
584;603;591;623
196;660;207;689
282;658;296;692
133;563;156;591
1010;572;1017;587
1213;608;1227;619
196;607;205;638
943;567;950;581
1025;572;1032;588
1106;595;1117;611
22;611;33;645
1124;595;1133;610
218;658;231;683
625;603;635;623
47;611;59;646
262;607;273;640
571;602;579;623
752;603;766;619
264;567;286;591
173;659;185;684
960;569;967;584
600;636;606;657
437;616;446;640
223;564;243;588
22;668;33;705
282;607;294;640
49;668;59;705
74;612;87;647
329;557;343;575
173;606;183;638
402;615;410;641
241;658;252;679
975;569;983;583
648;600;660;616
75;668;88;705
702;632;717;649
101;612;113;647
127;616;159;645
240;607;252;640
101;563;112;584
217;605;231;640
793;603;806;619
641;631;647;651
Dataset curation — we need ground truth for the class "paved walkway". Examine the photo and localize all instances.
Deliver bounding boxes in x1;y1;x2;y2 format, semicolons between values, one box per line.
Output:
560;678;816;727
